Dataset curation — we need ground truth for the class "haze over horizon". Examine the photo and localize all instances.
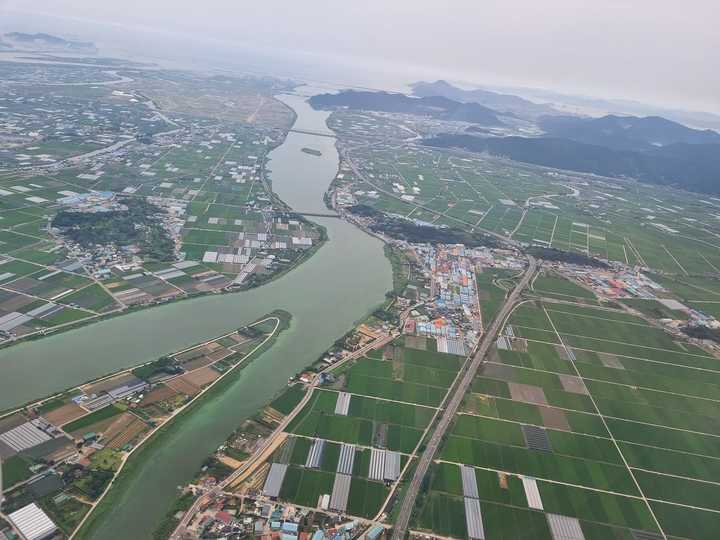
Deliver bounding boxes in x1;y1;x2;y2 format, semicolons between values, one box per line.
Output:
1;0;718;115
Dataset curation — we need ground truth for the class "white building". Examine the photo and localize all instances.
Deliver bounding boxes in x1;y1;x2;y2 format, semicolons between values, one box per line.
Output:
8;503;58;540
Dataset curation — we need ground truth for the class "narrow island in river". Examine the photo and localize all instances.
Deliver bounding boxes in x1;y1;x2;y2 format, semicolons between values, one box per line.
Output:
0;311;291;540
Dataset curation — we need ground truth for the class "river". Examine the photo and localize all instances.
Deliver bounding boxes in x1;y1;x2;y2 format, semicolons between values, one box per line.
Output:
0;92;392;538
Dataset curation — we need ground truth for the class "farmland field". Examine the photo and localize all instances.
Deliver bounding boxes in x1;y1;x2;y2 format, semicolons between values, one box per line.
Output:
413;286;720;538
264;338;460;517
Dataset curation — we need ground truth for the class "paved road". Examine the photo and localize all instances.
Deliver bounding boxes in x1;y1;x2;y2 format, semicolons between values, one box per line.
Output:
391;256;537;540
171;332;395;539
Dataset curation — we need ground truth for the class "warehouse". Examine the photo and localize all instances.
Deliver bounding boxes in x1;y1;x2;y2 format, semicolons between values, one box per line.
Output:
8;503;58;540
82;393;114;411
460;465;479;499
0;312;31;332
436;337;466;356
463;497;485;540
368;448;386;481
521;476;544;510
107;379;149;400
546;513;585;540
383;451;401;482
0;421;51;452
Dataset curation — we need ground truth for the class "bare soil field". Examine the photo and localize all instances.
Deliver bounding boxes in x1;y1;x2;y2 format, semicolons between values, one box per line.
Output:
181;366;221;388
166;377;201;397
43;403;87;426
107;417;148;450
82;373;137;396
138;384;178;406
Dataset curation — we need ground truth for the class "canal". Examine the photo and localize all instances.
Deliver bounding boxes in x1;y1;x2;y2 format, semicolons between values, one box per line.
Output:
0;92;392;538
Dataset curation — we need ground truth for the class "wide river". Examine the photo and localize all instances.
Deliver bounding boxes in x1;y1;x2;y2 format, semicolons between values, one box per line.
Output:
0;93;392;538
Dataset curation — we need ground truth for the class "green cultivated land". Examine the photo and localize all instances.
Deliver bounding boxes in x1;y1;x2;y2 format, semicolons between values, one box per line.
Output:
412;291;720;538
63;404;125;433
6;61;720;539
270;338;462;515
0;66;318;349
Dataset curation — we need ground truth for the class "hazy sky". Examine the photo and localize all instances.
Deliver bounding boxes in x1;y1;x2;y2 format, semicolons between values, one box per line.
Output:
2;0;718;113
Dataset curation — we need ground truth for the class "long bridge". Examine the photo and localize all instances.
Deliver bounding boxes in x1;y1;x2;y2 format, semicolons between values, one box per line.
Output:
288;128;336;138
272;211;340;219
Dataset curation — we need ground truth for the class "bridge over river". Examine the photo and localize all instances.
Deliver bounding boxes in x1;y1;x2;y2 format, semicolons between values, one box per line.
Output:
289;127;336;138
0;92;392;540
275;210;340;218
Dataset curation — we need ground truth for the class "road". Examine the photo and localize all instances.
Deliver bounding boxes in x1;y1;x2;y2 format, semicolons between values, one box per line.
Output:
338;142;539;537
170;331;395;539
391;255;538;540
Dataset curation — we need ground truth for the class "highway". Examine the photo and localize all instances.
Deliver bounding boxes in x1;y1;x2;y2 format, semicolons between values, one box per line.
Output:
338;142;539;538
391;255;538;540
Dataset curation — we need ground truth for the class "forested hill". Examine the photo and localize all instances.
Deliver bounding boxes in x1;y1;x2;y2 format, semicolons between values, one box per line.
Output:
309;90;503;126
539;114;720;151
423;134;720;194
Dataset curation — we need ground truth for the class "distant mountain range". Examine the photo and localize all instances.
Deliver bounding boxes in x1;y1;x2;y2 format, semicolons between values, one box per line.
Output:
1;32;97;53
491;85;720;132
539;114;720;152
311;86;720;193
411;80;556;117
309;90;503;126
423;134;720;194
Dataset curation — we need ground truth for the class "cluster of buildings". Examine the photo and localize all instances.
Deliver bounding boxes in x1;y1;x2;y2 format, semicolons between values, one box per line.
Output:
558;264;665;299
0;72;172;170
1;335;241;539
554;262;720;335
3;502;58;540
51;191;186;278
404;244;524;355
56;190;117;211
183;496;377;540
405;244;481;355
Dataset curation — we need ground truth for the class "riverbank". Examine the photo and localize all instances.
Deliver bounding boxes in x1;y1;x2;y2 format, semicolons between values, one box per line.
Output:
0;91;309;356
161;303;400;539
70;311;291;540
0;90;392;539
0;220;326;356
0;223;326;419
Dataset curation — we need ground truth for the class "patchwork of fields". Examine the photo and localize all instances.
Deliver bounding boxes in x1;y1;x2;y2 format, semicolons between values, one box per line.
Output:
330;110;720;278
259;338;467;519
0;89;318;341
415;292;720;539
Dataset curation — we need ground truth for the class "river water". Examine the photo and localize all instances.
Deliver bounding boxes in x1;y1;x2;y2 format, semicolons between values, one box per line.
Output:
0;93;392;538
